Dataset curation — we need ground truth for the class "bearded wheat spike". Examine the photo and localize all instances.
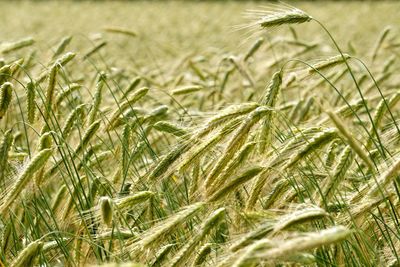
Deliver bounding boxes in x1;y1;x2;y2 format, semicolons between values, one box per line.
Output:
52;36;73;58
130;202;205;255
55;83;81;107
99;196;113;227
0;82;13;119
309;54;351;74
26;81;36;124
256;226;350;260
0;64;11;84
208;166;264;202
0;130;13;182
1;37;34;54
106;87;149;129
371;26;391;62
0;148;53;215
327;111;374;170
246;5;312;30
321;146;353;204
104;26;138;37
192;243;213;266
204;107;270;190
51;185;67;212
169;208;226;267
273;205;328;233
244;37;264;62
44;64;59;120
367;156;400;198
11;240;43;267
88;72;106;125
152;244;175;266
153;121;188;137
61;104;85;139
258;71;282;153
122;76;141;99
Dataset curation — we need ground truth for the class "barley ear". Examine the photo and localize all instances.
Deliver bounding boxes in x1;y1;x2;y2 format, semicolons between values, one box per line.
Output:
0;82;13;119
26;81;36;124
99;196;113;227
11;240;43;267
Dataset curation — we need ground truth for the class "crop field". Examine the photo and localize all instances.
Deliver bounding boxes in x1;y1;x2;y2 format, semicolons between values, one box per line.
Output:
1;1;400;266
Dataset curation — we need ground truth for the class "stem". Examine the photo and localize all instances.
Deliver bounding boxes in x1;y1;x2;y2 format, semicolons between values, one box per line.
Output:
314;19;385;160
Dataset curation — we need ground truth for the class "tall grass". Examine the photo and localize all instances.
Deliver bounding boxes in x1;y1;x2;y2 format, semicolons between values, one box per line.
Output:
0;2;399;266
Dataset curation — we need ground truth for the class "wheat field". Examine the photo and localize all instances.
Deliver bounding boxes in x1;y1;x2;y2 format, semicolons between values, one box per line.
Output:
1;1;400;266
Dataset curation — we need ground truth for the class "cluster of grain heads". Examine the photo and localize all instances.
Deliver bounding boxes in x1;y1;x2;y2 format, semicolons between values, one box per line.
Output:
231;226;350;267
0;2;399;266
204;106;270;190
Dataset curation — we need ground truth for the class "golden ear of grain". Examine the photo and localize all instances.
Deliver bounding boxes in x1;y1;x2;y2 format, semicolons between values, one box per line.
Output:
371;26;391;62
258;71;282;153
154;121;188;137
99;196;113;227
0;129;14;182
152;244;175;266
320;146;353;204
61;104;85;139
130;202;205;254
88;72;106;125
204;107;270;190
248;6;312;30
55;83;81;107
273;206;328;233
192;243;213;266
233;226;350;266
308;54;351;74
0;82;13;119
74;119;101;155
327;111;374;170
106;87;149;130
169;208;226;267
367;156;400;198
51;184;67;212
0;37;34;55
104;26;138;37
26;81;36;124
11;240;43;267
43;64;59;120
53;36;73;58
208;166;264;202
244;37;264;62
121;76;141;99
0;64;11;85
0;148;53;215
